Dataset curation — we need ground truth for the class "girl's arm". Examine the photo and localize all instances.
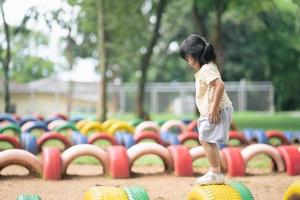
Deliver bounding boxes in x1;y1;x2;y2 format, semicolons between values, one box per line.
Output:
209;78;224;123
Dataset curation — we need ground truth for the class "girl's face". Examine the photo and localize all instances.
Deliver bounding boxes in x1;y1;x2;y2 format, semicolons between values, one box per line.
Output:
186;55;201;70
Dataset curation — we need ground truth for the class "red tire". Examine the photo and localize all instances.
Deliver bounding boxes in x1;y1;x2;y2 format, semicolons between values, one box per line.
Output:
133;130;165;146
277;145;300;176
221;147;245;177
42;148;62;180
88;132;118;145
187;120;198;132
37;132;71;151
107;145;130;178
241;143;285;172
127;143;173;173
228;131;248;146
61;144;109;175
0;135;21;149
266;130;290;145
167;145;193;176
178;131;199;145
0;149;42;176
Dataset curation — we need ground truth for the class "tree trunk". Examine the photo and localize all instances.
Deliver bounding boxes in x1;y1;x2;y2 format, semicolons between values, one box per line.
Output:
136;0;167;119
1;3;12;113
212;0;226;72
96;0;107;122
192;0;207;37
66;27;75;115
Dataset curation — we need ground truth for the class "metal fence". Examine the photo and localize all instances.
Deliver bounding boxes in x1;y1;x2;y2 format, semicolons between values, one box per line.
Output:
107;80;275;115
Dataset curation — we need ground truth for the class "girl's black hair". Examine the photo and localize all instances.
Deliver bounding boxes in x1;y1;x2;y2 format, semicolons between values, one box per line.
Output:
179;34;216;66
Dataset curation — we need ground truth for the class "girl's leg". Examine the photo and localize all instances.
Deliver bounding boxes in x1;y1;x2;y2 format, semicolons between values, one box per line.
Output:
200;141;221;173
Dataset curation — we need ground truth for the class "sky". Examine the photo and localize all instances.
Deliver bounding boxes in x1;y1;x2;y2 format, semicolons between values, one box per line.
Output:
3;0;99;82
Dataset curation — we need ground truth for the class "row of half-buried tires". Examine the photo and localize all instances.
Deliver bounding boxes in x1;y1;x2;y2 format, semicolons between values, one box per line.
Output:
0;143;300;181
1;129;298;157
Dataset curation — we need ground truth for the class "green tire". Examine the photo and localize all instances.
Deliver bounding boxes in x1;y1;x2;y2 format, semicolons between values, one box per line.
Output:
123;186;150;200
16;194;41;200
228;181;254;200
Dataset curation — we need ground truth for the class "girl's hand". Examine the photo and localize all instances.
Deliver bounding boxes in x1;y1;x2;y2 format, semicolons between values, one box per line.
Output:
208;109;220;124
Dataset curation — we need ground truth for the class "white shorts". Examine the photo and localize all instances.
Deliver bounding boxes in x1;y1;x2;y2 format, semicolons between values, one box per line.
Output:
197;105;233;144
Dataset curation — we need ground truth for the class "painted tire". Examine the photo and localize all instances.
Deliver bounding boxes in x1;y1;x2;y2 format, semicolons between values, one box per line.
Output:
115;132;126;145
88;132;117;146
102;119;118;131
228;181;254;200
187;120;198;132
133;130;165;146
73;133;88;145
178;131;199;145
107;121;134;136
53;123;77;133
160;132;171;144
44;116;61;126
283;181;300;200
123;186;150;200
168;133;180;145
135;121;160;134
22;134;38;154
187;184;242;200
16;194;41;200
22;121;48;133
37;132;71;152
80;121;103;136
221;147;245;177
253;130;268;144
18;116;37;126
283;131;294;143
0;149;42;176
0;134;21;148
127;143;173;172
0;123;21;136
84;186;128;200
47;120;67;131
292;132;300;144
42;148;62;180
123;133;136;149
277;145;300;176
167;145;193;176
0;114;18;124
61;144;109;175
75;119;90;130
266;130;290;145
243;128;255;143
241;143;285;172
228;131;248;146
160;119;187;134
107;145;130;178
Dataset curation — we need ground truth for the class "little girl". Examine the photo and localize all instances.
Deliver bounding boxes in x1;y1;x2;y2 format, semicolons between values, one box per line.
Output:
180;34;233;185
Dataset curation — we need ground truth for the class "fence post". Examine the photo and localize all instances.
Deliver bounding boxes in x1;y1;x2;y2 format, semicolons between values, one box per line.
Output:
238;79;247;112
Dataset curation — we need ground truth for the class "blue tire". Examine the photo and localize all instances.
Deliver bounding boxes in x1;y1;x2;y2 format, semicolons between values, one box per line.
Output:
243;128;255;142
168;133;180;145
123;133;135;149
283;131;294;143
160;132;171;144
115;132;126;145
217;143;227;149
23;134;38;154
254;129;268;144
74;133;88;145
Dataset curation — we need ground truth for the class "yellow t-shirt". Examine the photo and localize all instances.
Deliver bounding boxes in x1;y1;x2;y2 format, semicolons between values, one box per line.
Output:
194;62;232;117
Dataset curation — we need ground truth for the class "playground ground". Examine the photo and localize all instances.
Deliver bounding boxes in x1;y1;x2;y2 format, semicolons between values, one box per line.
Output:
0;164;299;200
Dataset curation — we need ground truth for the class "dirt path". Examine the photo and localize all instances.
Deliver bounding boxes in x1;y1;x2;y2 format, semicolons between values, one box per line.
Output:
0;165;299;200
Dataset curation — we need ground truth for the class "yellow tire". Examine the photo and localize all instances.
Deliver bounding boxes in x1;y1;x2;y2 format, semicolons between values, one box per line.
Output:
187;184;242;200
84;186;128;200
107;121;134;136
283;181;300;200
102;119;118;131
80;121;103;136
75;120;90;130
